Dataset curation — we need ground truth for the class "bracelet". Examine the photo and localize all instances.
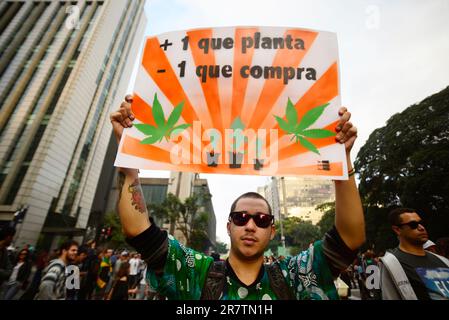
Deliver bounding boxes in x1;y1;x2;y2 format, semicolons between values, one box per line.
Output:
348;168;355;177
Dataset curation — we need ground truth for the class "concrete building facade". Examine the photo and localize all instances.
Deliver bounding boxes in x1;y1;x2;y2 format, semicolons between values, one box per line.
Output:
136;175;216;250
0;0;147;250
258;177;335;225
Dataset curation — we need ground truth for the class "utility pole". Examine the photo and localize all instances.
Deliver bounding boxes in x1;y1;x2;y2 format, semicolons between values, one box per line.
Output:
272;177;286;249
280;177;289;249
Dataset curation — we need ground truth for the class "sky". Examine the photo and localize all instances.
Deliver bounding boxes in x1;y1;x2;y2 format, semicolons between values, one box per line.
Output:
129;0;449;245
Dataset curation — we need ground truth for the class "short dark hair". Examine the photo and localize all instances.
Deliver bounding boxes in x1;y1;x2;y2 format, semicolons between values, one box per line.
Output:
230;192;273;216
0;226;16;241
59;240;79;253
77;245;88;255
388;207;417;226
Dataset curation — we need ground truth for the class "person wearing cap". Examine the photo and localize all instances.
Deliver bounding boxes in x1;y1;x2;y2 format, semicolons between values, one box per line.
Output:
423;240;437;254
110;251;129;289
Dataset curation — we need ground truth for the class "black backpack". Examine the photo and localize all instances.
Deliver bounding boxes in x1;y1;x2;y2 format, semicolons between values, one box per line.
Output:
200;261;295;300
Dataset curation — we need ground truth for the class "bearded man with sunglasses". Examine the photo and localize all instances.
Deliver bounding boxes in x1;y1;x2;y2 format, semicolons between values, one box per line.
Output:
380;208;449;300
110;96;366;300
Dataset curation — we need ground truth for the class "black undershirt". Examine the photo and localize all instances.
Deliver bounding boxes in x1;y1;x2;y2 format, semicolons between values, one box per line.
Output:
391;248;447;300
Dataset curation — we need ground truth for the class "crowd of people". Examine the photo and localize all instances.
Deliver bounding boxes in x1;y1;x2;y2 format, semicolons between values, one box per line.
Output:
0;100;447;301
337;236;449;300
0;227;163;300
1;220;449;300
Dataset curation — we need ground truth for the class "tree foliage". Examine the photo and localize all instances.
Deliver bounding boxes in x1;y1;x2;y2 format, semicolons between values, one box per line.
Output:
148;192;211;252
103;211;129;249
316;202;335;237
269;216;322;255
355;86;449;241
215;241;228;254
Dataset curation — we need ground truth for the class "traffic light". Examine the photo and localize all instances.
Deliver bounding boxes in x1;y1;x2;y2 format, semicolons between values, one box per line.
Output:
106;227;112;239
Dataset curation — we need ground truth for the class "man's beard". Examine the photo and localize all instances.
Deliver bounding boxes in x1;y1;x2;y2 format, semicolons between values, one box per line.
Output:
232;243;266;261
408;236;427;246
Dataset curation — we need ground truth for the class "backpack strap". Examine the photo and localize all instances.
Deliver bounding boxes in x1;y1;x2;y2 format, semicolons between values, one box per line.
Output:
266;263;295;300
380;252;417;300
200;261;226;300
427;251;449;267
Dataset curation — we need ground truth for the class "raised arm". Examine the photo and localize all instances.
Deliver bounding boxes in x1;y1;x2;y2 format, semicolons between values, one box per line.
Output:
333;107;365;250
110;95;151;238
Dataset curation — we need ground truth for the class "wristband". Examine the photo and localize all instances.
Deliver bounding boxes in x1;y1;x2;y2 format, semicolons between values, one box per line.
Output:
348;168;355;177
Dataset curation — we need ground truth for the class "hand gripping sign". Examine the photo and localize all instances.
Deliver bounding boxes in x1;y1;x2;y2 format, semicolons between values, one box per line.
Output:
115;26;348;179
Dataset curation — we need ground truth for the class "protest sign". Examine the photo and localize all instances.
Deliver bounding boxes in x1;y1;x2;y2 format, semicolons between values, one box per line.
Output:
115;26;347;179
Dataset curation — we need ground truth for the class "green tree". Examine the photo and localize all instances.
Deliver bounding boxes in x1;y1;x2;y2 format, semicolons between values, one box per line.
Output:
268;217;321;255
355;86;449;241
148;192;211;252
103;211;129;249
362;206;398;253
178;193;210;250
285;218;322;253
215;241;228;254
150;193;183;235
316;202;335;237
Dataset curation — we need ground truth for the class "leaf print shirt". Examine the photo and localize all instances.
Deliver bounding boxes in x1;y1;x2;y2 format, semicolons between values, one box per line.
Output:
128;224;357;300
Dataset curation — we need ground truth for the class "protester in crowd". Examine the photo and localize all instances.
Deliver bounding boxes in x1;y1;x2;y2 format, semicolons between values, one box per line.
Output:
380;208;449;300
423;240;438;254
107;261;135;300
94;248;113;300
34;240;78;300
128;253;142;294
1;248;32;300
111;96;365;300
0;226;15;288
19;250;49;300
105;250;129;297
78;240;99;300
135;262;148;300
362;250;381;299
66;246;88;300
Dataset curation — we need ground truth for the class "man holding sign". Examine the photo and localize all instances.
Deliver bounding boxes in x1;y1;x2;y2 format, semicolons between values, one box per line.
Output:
109;95;365;300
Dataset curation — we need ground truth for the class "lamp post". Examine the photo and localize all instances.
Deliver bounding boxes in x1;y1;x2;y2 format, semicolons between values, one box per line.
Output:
280;177;289;249
272;177;286;249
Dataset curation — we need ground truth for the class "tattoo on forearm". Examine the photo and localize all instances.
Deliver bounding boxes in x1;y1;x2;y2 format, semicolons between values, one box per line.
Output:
128;179;146;213
117;171;126;201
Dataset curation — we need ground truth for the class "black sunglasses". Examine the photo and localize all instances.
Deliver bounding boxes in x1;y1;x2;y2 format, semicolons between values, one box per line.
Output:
397;220;424;230
229;211;274;228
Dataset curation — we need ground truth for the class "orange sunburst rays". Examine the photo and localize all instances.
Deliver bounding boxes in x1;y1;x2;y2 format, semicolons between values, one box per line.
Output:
123;27;342;175
237;29;340;166
245;29;318;130
265;62;341;164
231;27;259;125
132;36;220;166
126;93;195;164
187;28;225;133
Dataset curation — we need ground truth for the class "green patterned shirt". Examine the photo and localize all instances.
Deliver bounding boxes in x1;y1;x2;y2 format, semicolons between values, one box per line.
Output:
148;234;338;300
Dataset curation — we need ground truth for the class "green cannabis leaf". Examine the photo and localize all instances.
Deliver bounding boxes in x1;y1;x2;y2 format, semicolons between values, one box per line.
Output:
135;93;191;144
274;98;335;155
255;137;264;158
209;129;220;150
229;116;247;152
